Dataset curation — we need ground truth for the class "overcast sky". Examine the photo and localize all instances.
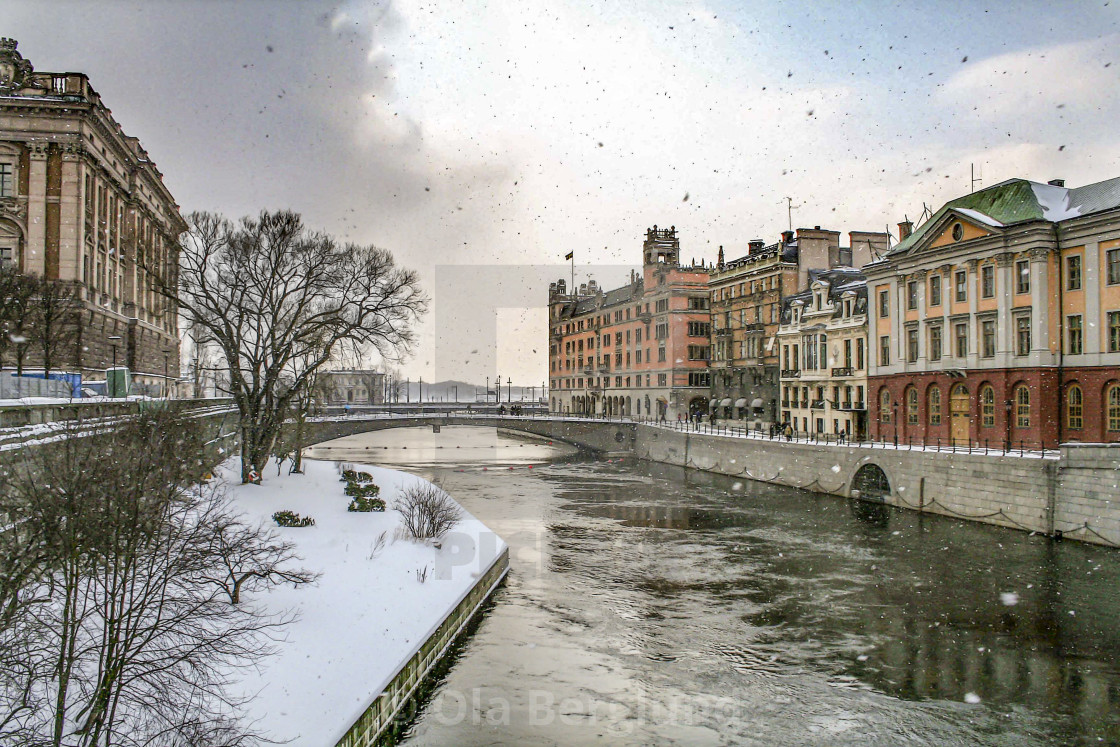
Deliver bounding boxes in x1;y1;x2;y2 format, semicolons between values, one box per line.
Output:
6;0;1120;385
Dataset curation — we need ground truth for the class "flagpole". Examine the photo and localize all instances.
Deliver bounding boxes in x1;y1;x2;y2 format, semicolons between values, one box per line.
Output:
570;251;575;295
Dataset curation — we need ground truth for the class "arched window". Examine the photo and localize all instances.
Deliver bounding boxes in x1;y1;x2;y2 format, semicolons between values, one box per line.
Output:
928;386;942;426
880;388;892;423
906;387;919;425
1067;385;1083;430
1109;385;1120;433
1015;385;1030;427
980;385;995;427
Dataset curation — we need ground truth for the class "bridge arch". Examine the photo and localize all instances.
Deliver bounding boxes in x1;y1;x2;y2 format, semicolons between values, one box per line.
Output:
850;462;891;502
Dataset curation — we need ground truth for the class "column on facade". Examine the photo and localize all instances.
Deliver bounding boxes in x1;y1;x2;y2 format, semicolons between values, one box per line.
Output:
966;259;980;367
58;146;82;282
1083;241;1101;356
890;274;902;371
995;252;1014;366
25;144;48;275
1029;247;1052;355
938;264;952;370
914;270;927;365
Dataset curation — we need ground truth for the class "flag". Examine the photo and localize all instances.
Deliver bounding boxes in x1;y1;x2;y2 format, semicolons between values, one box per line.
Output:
564;251;573;260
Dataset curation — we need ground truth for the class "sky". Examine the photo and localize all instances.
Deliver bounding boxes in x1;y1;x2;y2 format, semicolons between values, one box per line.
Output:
5;0;1120;385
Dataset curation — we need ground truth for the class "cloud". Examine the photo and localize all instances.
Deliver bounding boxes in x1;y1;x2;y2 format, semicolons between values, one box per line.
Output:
939;33;1120;123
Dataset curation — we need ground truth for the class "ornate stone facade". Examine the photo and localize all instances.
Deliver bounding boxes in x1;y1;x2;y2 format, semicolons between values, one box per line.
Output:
548;226;711;421
0;39;186;391
865;177;1120;448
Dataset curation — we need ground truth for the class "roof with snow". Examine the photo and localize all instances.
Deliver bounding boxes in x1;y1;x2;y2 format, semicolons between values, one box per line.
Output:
887;176;1120;257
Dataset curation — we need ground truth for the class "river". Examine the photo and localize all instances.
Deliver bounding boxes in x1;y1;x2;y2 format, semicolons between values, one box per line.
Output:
306;425;1120;746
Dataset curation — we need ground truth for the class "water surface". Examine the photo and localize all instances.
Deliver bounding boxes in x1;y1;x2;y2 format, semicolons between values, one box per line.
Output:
308;426;1120;745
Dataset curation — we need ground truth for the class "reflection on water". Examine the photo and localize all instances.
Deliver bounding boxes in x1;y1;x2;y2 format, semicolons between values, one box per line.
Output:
317;426;1120;745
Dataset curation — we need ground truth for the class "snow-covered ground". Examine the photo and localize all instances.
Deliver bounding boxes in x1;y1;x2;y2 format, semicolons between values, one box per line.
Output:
222;458;505;746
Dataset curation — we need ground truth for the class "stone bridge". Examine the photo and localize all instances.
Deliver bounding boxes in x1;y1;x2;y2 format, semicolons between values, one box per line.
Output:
304;413;637;456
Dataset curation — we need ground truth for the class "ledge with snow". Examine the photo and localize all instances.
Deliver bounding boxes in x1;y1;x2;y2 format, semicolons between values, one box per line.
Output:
222;458;508;746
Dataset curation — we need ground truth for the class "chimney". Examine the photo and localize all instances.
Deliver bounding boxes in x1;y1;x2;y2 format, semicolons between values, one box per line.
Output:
1048;178;1065;187
898;220;913;240
781;230;794;244
748;239;765;253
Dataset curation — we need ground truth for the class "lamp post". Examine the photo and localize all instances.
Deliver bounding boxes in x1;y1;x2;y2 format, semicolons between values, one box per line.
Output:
495;375;501;404
108;335;122;369
1004;398;1013;452
892;401;899;447
452;384;458;403
163;349;170;399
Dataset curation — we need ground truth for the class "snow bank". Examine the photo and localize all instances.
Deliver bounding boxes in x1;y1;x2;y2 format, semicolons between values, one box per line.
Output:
223;458;505;745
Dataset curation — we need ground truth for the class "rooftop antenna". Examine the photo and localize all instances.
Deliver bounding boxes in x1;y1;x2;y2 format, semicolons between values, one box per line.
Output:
781;196;801;232
970;162;983;193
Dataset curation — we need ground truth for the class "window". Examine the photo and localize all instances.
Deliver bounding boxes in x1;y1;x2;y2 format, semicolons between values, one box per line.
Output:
981;319;996;358
687;321;710;337
907;281;918;310
1016;317;1031;356
955;270;967;302
879;289;889;318
0;246;14;268
687;345;709;361
1015;385;1030;428
952;222;964;241
0;163;12;197
844;339;852;368
980;385;995;427
1067;385;1083;430
907;328;918;362
655;323;668;339
906;387;919;425
688;371;710;387
656;298;669;312
1109;311;1120;353
879;335;890;366
929;275;942;307
955;322;968;358
1068;315;1083;355
981;265;995;298
929;326;942;361
1067;255;1082;291
880;388;892;423
687;296;709;310
1108;385;1120;432
1108;249;1120;286
856;338;865;370
928;386;942;426
1016;260;1030;294
657;373;667;386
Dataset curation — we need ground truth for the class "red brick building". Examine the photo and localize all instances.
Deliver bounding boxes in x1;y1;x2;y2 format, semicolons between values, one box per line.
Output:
864;177;1120;449
548;226;711;420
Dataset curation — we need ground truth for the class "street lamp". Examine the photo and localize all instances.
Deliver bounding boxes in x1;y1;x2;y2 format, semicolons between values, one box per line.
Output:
108;335;122;369
892;401;899;446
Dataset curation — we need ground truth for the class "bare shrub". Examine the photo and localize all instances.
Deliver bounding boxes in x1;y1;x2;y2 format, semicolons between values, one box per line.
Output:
395;481;463;540
366;531;388;560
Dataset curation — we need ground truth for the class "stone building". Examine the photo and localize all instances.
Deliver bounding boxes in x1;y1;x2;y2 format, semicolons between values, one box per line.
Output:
0;39;185;391
707;226;887;426
865;176;1120;448
777;267;869;438
548;226;711;421
317;369;385;405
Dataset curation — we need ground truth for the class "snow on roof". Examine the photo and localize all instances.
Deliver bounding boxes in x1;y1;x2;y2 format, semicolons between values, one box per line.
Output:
954;207;1005;227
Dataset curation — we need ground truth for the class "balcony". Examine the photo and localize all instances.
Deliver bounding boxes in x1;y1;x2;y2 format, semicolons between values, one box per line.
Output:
742;322;765;332
638;312;651;322
800;400;810;409
598;363;610;373
837;400;866;411
781;369;801;379
715;328;731;337
831;367;853;377
811;399;826;410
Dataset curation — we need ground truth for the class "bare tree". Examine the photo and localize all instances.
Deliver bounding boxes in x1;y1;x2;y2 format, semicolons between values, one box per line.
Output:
32;278;79;382
395;481;463;540
0;410;310;746
148;210;426;483
204;514;319;605
0;267;38;377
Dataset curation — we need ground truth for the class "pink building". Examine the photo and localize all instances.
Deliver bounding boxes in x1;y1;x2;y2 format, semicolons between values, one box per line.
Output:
548;226;711;420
